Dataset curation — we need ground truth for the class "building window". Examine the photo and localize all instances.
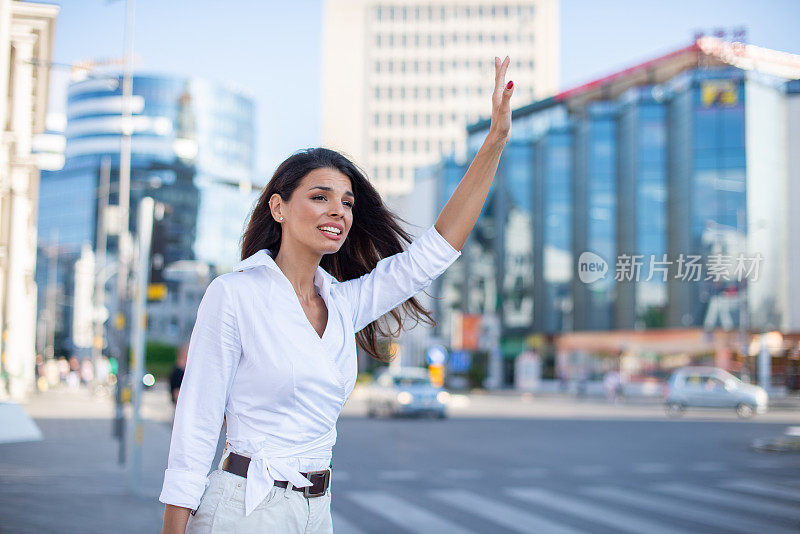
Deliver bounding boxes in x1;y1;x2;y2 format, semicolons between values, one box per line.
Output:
387;113;393;126
400;114;405;126
412;139;418;151
426;114;431;126
399;139;405;151
438;87;444;98
375;61;381;73
374;113;380;126
387;139;392;152
400;87;406;99
376;34;382;46
413;113;418;126
438;113;443;126
373;139;379;152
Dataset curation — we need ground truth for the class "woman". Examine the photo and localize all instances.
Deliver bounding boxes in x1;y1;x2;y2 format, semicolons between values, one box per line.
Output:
160;56;514;533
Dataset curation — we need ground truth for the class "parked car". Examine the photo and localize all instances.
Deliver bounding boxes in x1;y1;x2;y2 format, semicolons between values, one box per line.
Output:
366;367;450;418
663;366;768;418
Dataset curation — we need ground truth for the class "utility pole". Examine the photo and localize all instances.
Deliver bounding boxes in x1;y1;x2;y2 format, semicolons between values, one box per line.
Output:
128;196;154;495
93;157;110;388
44;230;59;362
112;0;136;466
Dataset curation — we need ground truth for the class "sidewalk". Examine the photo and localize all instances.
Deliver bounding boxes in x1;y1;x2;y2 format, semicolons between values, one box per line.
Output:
0;385;173;533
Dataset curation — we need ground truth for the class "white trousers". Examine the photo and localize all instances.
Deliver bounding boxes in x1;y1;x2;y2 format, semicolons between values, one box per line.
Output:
185;469;333;533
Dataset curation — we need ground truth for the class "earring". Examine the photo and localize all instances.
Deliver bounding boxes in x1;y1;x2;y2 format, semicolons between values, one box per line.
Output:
278;217;283;221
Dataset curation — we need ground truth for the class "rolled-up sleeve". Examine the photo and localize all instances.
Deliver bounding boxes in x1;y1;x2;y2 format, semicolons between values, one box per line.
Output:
159;276;242;510
335;224;461;333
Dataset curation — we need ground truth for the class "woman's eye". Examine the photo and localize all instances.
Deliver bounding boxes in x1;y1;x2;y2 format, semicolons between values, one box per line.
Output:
314;195;353;208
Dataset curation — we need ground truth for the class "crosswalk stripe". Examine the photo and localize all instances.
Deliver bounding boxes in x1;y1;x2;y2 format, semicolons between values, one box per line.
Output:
570;465;610;476
632;462;671;474
507;487;685;534
377;470;420;481
331;512;368;534
718;479;800;501
332;470;351;482
507;467;548;478
652;482;800;521
442;469;483;479
430;489;586;534
688;461;725;472
345;491;477;534
583;485;797;534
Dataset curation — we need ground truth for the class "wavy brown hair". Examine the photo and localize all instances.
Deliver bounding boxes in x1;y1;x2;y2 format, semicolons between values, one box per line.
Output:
240;148;436;362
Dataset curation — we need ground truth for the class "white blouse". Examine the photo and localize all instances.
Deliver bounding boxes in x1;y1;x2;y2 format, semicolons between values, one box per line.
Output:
159;224;461;516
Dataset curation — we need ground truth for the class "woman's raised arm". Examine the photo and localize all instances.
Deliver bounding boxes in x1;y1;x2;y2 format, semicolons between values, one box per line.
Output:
435;56;514;251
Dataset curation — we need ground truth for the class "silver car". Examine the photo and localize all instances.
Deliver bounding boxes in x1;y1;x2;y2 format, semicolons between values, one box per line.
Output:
663;366;768;418
366;367;450;418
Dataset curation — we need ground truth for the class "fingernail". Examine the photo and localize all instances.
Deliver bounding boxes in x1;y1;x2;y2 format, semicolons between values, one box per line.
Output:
506;80;514;90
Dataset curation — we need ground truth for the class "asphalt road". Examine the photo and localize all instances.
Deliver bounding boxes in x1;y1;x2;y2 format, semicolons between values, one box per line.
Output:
1;384;798;533
330;416;800;534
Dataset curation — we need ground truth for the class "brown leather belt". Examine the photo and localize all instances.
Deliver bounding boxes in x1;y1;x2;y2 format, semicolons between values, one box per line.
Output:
221;451;330;498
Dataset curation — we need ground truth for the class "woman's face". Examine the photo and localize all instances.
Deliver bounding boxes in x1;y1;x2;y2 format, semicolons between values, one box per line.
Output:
271;167;355;256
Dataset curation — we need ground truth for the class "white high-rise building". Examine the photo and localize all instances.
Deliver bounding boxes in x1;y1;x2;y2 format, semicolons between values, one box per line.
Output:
0;0;59;401
322;0;559;197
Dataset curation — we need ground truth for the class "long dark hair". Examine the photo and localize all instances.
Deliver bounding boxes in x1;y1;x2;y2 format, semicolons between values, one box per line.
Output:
240;148;436;362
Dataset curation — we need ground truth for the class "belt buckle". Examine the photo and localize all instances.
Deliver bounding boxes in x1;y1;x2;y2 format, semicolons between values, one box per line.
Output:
303;469;330;498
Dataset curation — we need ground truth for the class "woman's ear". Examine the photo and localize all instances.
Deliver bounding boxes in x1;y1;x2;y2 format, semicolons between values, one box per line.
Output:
268;193;283;222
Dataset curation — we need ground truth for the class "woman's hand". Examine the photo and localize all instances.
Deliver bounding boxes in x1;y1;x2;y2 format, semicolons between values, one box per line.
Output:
490;56;514;144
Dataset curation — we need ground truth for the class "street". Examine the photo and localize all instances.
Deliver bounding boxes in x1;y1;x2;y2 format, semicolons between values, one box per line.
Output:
0;384;798;533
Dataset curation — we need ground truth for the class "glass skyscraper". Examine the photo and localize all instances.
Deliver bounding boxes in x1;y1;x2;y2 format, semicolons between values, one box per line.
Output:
433;38;800;386
37;73;258;355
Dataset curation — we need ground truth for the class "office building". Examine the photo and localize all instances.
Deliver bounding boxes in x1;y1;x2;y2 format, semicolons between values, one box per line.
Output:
431;37;800;386
36;73;258;355
0;0;58;401
322;0;559;197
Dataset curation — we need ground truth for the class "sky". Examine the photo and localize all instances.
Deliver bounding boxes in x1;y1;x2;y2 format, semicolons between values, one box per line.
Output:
45;0;800;182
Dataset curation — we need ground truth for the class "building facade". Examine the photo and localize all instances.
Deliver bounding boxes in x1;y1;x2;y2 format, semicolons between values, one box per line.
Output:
432;38;800;387
36;73;259;356
0;0;58;401
321;0;559;197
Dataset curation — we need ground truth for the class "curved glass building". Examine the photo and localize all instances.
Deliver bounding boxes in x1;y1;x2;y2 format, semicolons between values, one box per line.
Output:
37;73;258;353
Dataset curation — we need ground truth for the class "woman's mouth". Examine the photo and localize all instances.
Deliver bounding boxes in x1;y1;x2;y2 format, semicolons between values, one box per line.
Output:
318;226;342;240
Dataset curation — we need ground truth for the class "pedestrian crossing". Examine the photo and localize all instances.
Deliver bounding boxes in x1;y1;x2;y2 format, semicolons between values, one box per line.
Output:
331;477;800;534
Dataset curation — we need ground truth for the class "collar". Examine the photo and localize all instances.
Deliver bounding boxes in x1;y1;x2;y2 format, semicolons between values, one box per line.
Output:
231;248;336;298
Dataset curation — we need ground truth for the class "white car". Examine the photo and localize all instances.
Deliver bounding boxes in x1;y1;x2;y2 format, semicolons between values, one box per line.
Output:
366;367;450;418
663;366;768;418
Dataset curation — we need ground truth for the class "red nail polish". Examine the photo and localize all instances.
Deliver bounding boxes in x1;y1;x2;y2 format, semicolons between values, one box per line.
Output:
506;80;514;90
